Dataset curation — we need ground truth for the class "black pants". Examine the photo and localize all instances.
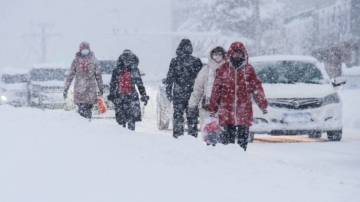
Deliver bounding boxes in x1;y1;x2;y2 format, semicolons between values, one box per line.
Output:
173;102;198;138
221;125;249;149
77;104;93;119
114;99;136;131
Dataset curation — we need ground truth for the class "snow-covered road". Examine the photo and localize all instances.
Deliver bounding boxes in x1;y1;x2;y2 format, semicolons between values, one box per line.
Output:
0;82;359;202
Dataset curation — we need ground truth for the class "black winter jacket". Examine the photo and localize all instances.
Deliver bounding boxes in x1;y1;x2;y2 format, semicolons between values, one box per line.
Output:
165;39;203;104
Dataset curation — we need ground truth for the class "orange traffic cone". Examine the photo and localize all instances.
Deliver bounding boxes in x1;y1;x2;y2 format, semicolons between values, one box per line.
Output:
97;96;107;114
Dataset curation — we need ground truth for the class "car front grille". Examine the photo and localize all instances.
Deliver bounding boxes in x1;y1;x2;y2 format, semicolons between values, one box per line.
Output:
268;98;322;110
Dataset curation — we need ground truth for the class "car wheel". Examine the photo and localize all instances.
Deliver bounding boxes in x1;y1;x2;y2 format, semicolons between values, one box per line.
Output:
308;131;322;139
248;132;255;143
157;104;169;130
327;130;342;141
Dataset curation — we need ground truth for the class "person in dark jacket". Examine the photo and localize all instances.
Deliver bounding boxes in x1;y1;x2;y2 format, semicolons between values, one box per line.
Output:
208;42;268;151
165;39;203;138
107;50;149;131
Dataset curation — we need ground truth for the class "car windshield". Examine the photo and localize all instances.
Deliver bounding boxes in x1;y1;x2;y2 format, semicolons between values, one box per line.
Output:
1;74;28;84
252;61;324;84
30;68;67;81
99;60;116;74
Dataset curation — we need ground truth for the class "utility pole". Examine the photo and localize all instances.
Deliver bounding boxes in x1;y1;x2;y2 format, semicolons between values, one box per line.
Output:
28;23;60;63
253;0;261;56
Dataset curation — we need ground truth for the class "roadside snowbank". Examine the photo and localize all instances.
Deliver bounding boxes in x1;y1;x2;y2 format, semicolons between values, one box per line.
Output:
0;105;359;202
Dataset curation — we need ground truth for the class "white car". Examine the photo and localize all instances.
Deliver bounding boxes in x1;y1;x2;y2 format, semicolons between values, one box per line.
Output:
28;64;74;110
0;68;29;107
249;55;346;142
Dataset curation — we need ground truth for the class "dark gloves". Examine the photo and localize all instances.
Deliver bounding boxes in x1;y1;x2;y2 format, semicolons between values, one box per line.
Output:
99;88;104;96
141;95;150;106
107;94;115;102
63;90;68;99
202;104;209;111
188;107;199;118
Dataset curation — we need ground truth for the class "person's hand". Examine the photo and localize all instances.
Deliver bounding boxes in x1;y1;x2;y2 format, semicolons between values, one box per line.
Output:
141;95;150;106
262;108;268;114
99;88;104;96
63;90;68;99
188;107;198;117
202;104;209;111
107;94;114;101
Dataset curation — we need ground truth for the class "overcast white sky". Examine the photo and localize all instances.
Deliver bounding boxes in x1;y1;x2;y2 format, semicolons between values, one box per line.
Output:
0;0;172;75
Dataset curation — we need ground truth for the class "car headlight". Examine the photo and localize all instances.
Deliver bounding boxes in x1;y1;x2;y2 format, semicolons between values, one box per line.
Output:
1;95;7;101
322;93;340;106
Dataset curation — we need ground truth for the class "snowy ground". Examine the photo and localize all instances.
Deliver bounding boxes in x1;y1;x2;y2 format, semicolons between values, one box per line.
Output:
0;82;359;202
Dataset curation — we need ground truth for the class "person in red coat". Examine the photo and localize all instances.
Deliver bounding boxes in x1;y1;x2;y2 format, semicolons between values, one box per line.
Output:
208;42;268;151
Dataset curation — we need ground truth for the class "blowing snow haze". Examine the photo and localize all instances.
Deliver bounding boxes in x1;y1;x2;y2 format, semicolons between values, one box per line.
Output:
0;0;172;76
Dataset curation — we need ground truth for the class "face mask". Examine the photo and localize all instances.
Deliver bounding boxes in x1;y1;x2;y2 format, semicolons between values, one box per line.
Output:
81;49;90;56
213;55;223;63
230;57;245;68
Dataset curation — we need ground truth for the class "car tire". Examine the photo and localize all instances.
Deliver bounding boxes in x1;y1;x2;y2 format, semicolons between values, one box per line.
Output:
308;131;322;139
248;132;255;143
327;130;342;141
157;104;169;130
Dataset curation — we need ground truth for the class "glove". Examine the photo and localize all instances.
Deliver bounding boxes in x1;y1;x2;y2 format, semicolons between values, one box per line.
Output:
107;94;114;101
141;95;150;106
262;108;268;114
63;90;68;99
99;88;104;95
202;104;209;111
188;107;198;118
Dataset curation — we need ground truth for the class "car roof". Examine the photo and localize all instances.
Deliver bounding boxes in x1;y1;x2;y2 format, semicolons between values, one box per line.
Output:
32;63;68;70
249;55;319;64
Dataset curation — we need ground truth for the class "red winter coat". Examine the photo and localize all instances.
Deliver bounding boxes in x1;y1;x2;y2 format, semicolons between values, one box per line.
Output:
208;42;268;126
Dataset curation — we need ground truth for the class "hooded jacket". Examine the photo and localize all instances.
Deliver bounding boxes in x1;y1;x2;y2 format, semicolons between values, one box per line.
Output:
208;42;268;126
165;39;203;104
108;51;146;121
64;50;104;104
188;44;226;109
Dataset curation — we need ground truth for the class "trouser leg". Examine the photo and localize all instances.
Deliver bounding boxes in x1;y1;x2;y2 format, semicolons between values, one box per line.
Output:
221;125;236;144
237;126;249;151
125;101;135;131
77;103;93;119
114;100;126;127
186;106;198;138
173;103;185;138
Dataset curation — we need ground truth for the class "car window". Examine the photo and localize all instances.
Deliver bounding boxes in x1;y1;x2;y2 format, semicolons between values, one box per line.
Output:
99;60;116;74
252;61;324;84
30;69;67;81
1;74;28;84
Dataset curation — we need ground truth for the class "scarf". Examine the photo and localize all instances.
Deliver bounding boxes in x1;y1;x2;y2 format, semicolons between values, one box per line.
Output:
81;56;89;71
119;69;132;95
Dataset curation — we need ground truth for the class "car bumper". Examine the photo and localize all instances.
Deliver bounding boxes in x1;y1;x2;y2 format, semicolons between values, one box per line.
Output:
250;103;342;134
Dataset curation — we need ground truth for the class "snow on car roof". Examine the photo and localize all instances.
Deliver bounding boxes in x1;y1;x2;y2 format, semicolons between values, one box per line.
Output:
249;55;319;63
32;63;68;69
0;67;30;75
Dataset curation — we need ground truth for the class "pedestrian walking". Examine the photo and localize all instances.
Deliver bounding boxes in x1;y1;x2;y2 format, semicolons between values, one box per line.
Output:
165;39;203;138
208;42;268;151
107;50;149;131
64;41;104;120
188;44;226;128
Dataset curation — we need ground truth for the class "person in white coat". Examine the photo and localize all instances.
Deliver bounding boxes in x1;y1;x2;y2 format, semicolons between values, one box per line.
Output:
188;44;226;128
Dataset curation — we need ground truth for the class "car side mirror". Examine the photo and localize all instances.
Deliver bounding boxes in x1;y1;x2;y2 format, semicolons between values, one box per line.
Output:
162;78;167;84
331;77;347;87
